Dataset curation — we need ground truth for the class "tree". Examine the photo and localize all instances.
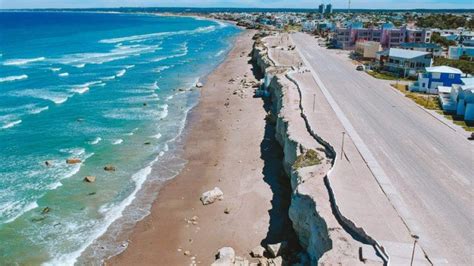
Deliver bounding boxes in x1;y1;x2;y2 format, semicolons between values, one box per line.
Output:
431;32;456;48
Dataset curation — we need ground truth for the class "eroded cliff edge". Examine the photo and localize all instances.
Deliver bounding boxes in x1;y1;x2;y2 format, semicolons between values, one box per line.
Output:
252;33;385;265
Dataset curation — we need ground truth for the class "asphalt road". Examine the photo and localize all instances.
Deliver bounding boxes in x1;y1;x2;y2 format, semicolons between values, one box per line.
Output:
292;32;473;265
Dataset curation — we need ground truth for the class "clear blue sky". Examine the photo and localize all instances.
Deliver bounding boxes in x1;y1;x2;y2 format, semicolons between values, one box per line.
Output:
0;0;472;9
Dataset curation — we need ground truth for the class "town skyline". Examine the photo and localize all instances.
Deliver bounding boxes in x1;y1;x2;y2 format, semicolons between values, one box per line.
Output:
1;0;473;10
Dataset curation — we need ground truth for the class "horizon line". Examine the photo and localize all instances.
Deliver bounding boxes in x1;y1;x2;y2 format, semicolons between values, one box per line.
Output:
1;6;473;11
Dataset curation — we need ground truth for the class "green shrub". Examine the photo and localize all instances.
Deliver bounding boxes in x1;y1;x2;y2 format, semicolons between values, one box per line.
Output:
293;149;322;169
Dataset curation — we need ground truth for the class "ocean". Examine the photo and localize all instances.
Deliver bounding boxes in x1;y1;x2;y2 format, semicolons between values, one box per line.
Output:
0;11;240;265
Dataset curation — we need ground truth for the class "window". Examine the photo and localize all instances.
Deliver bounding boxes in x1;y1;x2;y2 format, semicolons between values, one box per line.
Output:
432;72;441;79
449;74;455;79
422;83;426;87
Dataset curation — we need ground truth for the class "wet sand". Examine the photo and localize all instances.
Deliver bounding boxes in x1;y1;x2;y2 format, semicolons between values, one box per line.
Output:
108;30;293;265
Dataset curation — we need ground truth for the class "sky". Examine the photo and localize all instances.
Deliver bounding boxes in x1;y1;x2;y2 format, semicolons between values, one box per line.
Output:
0;0;472;9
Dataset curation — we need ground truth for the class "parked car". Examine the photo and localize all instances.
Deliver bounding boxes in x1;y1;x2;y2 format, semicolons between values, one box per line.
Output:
468;133;474;141
356;65;365;71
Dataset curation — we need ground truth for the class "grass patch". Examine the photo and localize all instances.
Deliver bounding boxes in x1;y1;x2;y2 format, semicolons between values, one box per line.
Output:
440;113;474;131
367;70;412;81
293;149;322;169
390;84;442;110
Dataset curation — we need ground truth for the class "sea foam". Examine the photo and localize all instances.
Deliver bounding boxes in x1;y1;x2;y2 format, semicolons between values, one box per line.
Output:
3;57;45;66
0;74;28;83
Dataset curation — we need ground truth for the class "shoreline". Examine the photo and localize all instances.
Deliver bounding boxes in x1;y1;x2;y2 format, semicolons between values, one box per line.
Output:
108;29;291;265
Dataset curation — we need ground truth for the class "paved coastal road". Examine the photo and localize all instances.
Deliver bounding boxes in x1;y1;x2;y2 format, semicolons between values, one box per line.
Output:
292;33;473;264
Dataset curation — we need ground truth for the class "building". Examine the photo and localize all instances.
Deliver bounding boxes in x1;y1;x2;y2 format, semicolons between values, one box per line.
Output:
376;48;433;77
302;20;317;32
325;4;333;14
448;45;474;60
355;41;382;59
409;66;463;94
318;4;325;15
334;23;431;50
439;78;474;121
400;43;442;57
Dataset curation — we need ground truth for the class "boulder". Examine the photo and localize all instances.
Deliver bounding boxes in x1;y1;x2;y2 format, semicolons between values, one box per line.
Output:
250;246;266;258
196;82;203;88
200;187;224;205
41;207;51;214
216;247;235;261
104;165;116;172
266;242;287;258
84;176;96;183
66;158;81;164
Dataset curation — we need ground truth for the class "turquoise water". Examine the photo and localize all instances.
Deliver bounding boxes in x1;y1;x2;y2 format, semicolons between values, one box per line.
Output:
0;11;240;265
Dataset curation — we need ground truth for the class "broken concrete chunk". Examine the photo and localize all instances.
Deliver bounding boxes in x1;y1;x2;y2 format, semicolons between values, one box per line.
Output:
266;241;287;258
250;245;266;258
269;256;283;266
200;187;224;205
196;82;203;88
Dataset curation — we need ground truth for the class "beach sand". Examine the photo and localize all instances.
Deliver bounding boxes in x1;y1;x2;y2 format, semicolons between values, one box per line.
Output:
109;30;294;265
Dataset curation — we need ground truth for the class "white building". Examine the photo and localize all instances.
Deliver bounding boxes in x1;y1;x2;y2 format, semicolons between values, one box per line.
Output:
439;78;474;121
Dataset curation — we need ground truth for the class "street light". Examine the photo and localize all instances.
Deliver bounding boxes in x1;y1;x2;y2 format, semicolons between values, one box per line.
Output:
410;234;420;266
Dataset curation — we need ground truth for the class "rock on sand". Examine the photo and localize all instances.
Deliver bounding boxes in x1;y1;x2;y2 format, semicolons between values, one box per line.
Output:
84;176;96;183
200;187;224;205
66;158;81;164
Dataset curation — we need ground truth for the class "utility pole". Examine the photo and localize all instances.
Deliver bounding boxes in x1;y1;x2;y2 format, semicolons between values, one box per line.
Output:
348;0;351;14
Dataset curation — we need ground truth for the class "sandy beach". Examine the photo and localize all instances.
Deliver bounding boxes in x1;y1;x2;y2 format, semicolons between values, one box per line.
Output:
109;29;295;265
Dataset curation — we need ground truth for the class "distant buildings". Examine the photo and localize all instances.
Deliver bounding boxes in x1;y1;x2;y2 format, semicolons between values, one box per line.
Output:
334;23;432;50
325;4;333;14
318;4;325;15
410;66;463;94
376;48;433;77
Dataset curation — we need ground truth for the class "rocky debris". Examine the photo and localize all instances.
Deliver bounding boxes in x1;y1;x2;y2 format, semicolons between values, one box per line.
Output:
224;207;230;214
200;187;224;205
143;102;148;106
66;158;81;164
44;160;53;167
267;242;287;258
184;250;191;256
84;176;96;183
211;247;235;266
144;142;151;145
234;256;250;266
196;82;203;88
250;246;266;258
104;165;116;172
258;257;285;266
186;215;199;225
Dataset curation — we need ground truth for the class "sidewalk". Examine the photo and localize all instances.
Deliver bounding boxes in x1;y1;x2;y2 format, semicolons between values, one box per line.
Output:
263;34;430;264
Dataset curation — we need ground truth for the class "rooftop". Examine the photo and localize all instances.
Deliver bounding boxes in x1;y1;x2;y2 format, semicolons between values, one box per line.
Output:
425;66;463;74
379;48;430;59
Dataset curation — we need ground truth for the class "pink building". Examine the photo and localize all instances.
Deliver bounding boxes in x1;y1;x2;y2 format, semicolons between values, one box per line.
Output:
334;23;431;50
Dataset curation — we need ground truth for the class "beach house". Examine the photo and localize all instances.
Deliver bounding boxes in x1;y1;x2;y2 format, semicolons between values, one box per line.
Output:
439;78;474;121
409;66;463;94
376;48;433;77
